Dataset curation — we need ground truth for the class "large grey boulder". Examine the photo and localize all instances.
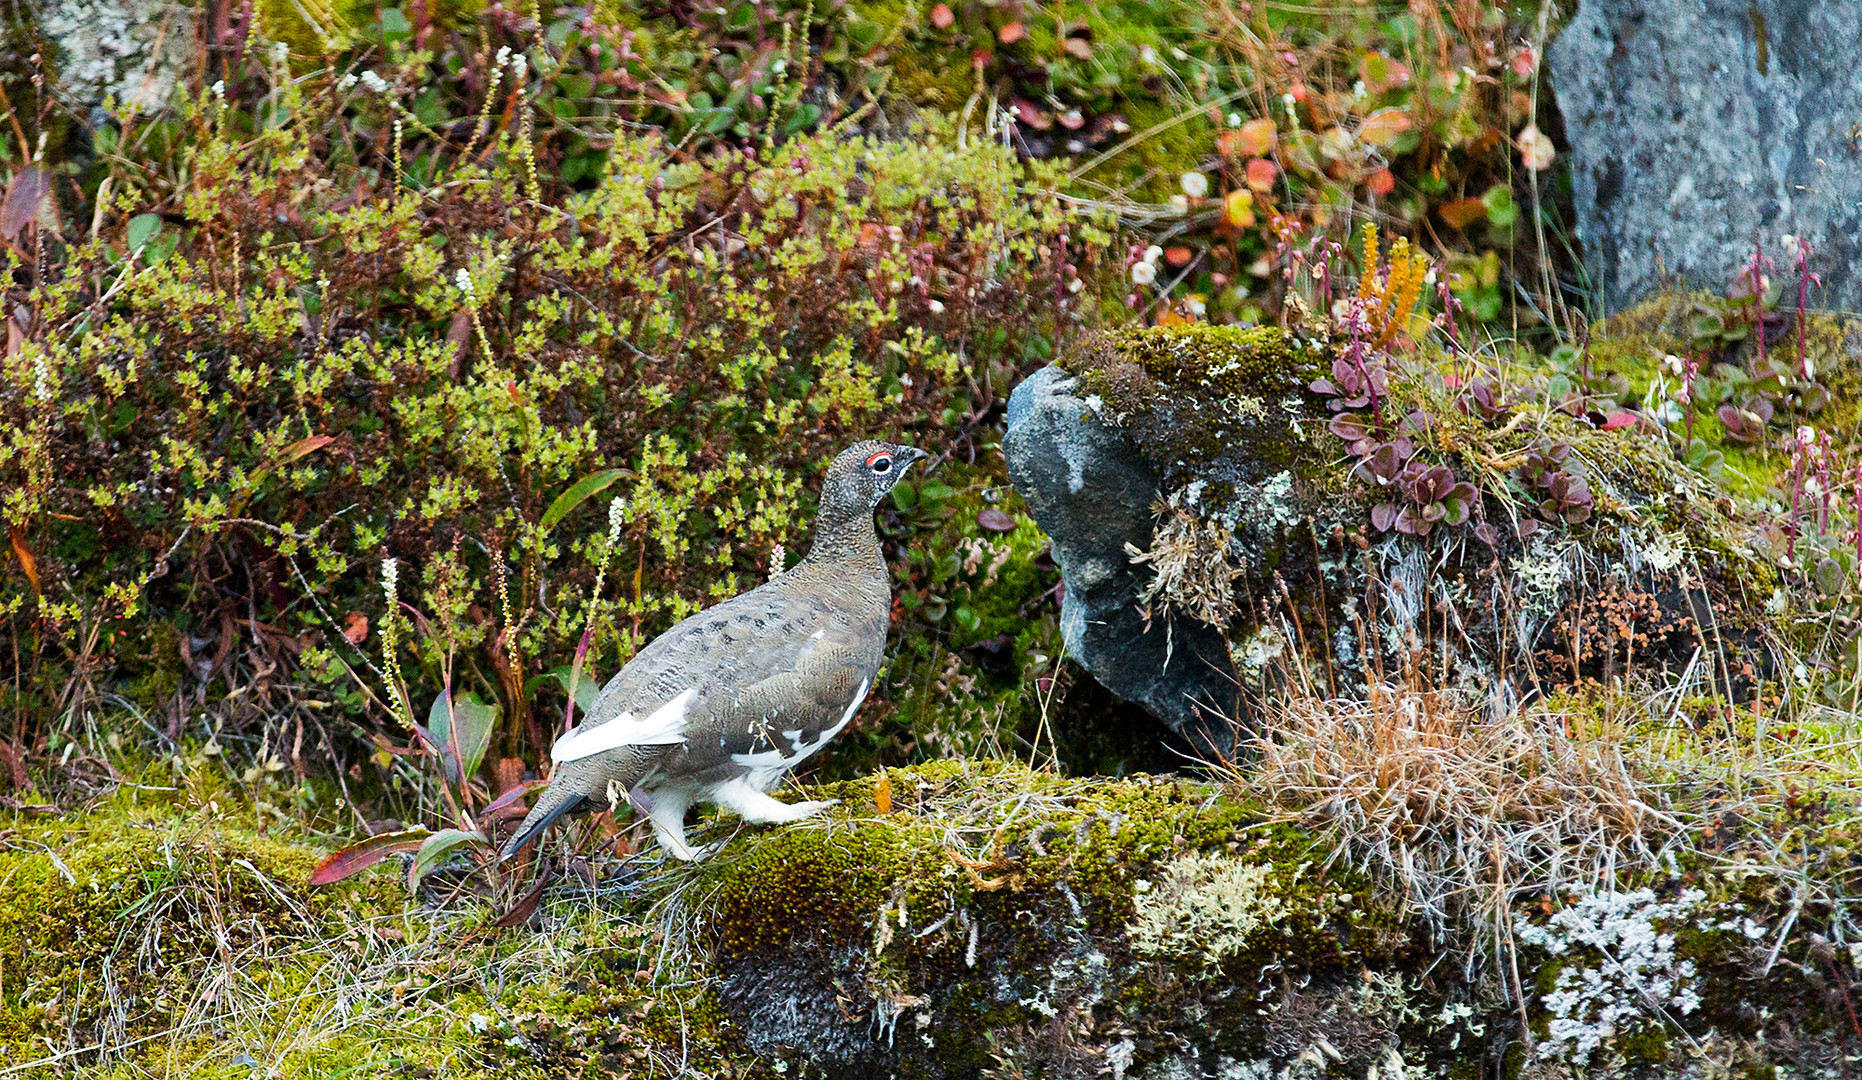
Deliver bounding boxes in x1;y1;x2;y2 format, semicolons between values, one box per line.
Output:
1004;364;1242;754
40;0;196;114
1551;0;1862;312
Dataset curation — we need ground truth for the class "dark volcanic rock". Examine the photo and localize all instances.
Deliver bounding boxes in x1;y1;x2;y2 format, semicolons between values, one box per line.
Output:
1551;0;1862;312
1003;364;1242;755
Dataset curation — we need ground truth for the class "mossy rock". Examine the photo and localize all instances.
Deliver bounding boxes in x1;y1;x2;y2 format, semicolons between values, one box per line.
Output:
12;757;1862;1077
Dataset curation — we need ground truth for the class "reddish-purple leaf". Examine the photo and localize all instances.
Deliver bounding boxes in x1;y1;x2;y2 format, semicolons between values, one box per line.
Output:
483;778;549;820
976;508;1016;532
1601;411;1638;430
308;828;431;887
495;862;550;928
0;165;50;241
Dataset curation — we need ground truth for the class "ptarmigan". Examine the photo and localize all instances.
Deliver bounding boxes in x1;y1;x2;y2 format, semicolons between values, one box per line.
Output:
500;440;925;861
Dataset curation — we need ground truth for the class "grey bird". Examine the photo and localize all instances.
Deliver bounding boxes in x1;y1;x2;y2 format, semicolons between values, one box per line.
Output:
500;440;927;861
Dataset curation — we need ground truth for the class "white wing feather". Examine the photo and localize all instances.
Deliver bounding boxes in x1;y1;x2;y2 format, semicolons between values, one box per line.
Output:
551;687;695;763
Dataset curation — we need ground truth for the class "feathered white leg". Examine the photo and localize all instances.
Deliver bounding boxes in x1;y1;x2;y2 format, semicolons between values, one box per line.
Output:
711;778;837;823
645;789;697;860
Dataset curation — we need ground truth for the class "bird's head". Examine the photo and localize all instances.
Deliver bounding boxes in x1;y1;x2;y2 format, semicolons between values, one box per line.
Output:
820;440;928;519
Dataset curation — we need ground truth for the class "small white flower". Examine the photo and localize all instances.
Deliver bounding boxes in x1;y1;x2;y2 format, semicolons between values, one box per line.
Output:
1423;268;1438;286
1180;171;1208;198
1282;92;1297;110
495;46;511;68
210;80;226;100
928;298;946;313
1142;245;1164;265
1168;194;1189;214
271;41;288;63
509;53;527;81
382;557;399;597
1663;353;1685;376
1131;261;1157;286
1068;277;1083;294
455;269;476;299
606;495;627;548
360;70;391;94
1352;80;1367;99
337;73;359;91
1226;112;1241;127
1183;296;1207;316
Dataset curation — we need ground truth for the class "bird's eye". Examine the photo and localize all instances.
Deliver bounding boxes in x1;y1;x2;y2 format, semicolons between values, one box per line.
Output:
867;452;893;474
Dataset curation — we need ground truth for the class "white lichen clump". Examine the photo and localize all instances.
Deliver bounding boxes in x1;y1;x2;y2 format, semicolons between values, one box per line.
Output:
42;0;196;110
1126;491;1242;627
1515;888;1706;1062
1129;853;1288;969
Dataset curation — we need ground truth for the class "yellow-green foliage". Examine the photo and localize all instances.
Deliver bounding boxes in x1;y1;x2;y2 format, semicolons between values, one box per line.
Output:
0;60;1102;758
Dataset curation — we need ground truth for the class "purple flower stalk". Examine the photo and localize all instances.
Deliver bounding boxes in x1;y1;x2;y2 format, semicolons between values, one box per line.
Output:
1854;462;1862;571
1819;430;1835;535
1787;426;1814;563
1791;236;1823;380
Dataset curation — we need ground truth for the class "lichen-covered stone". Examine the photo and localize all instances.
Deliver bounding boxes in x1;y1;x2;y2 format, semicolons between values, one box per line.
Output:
1003;362;1242;753
1551;0;1862;313
1008;321;1789;731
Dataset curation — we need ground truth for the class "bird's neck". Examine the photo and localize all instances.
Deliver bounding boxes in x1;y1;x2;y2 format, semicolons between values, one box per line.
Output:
802;506;885;573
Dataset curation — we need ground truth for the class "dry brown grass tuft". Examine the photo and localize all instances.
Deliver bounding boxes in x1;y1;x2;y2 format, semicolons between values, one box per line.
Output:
1245;683;1689;978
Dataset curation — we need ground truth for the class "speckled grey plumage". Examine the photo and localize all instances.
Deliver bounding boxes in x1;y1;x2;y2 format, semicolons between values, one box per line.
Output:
501;440;925;861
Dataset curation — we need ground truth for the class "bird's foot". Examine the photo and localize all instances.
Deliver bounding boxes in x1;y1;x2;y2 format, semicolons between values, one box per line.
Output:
654;829;700;861
784;798;838;819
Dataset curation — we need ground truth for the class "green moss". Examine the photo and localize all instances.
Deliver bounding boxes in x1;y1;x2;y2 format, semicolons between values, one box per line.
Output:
1064;322;1328;490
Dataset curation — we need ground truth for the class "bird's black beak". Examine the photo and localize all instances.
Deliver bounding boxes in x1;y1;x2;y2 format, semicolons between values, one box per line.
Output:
900;446;931;471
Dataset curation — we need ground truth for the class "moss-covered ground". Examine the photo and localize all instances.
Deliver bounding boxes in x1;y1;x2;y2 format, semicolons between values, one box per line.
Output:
11;744;1862;1079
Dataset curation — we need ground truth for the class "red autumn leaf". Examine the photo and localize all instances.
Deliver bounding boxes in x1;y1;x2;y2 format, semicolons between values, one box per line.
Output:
342;612;369;644
277;434;335;465
308;828;432;887
1602;412;1639;430
495;867;551;927
930;3;954;29
1011;97;1052;129
8;525;39;597
482;778;549;820
1237;118;1276;157
996;21;1024;43
1438;197;1489;229
1358;107;1412;146
1366;167;1396;196
1062;37;1092;59
1245;157;1278;193
0;164;50;241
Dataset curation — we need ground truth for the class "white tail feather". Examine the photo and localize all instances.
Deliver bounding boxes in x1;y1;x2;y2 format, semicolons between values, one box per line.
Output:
551;687;695;763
